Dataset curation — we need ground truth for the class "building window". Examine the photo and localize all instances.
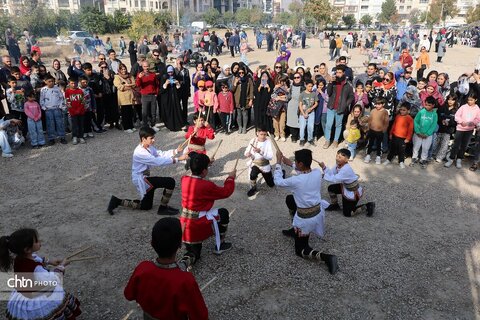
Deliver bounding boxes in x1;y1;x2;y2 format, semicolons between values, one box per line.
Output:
360;5;368;9
407;5;411;9
150;1;152;6
156;1;158;8
162;1;167;8
399;5;403;9
140;0;145;6
419;0;427;3
134;0;138;6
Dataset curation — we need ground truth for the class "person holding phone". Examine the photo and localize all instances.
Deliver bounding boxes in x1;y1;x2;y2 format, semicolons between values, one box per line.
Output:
254;71;273;130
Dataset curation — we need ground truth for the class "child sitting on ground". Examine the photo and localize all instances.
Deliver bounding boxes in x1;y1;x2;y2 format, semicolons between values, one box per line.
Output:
124;217;208;320
410;96;438;169
384;102;413;168
24;92;46;148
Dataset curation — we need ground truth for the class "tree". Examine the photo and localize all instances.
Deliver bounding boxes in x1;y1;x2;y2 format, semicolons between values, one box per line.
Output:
14;0;58;36
288;1;305;28
303;0;335;28
427;0;459;25
342;14;356;27
249;7;264;25
127;11;156;41
378;0;398;23
154;11;173;33
408;8;421;25
203;8;221;25
223;11;236;25
273;12;291;25
235;8;251;24
106;10;131;33
466;5;480;24
359;14;373;26
79;6;107;34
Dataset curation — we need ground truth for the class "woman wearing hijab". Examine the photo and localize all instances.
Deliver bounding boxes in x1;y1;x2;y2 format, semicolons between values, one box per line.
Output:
232;67;254;134
19;56;31;77
67;59;84;82
128;41;137;67
160;65;184;131
113;63;136;133
50;59;67;84
216;64;234;91
253;71;274;132
286;72;304;142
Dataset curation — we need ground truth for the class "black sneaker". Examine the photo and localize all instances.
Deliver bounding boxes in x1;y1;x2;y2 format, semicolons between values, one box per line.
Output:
157;205;179;215
282;227;295;238
299;140;305;146
214;242;232;255
321;253;339;275
247;186;257;197
326;203;341;211
107;195;121;215
308;140;316;146
420;160;427;169
366;202;375;217
48;140;55;146
60;138;67;144
409;158;418;167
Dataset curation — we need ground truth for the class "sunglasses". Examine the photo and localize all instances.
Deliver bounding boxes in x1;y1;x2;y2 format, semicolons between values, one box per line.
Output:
238;72;245;74
314;69;319;72
384;78;390;81
294;76;301;79
275;66;282;69
99;58;106;60
153;54;159;57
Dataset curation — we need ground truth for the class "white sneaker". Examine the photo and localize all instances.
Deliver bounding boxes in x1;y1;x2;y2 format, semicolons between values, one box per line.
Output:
87;132;94;138
281;137;287;142
154;123;162;128
79;138;86;144
2;152;13;158
349;156;354;161
72;137;78;145
153;127;160;132
444;159;453;168
132;128;137;132
399;162;405;169
456;159;462;169
125;129;134;133
375;156;381;165
274;136;280;141
83;133;87;138
364;154;371;163
383;159;390;166
435;158;442;163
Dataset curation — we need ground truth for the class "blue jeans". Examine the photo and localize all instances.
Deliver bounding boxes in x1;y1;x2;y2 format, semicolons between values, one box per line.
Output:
347;142;357;158
27;118;46;146
0;130;11;154
324;109;344;142
45;108;65;141
299;112;314;141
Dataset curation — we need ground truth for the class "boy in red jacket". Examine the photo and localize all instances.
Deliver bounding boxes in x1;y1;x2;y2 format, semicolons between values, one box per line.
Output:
65;78;86;145
180;153;236;269
185;114;215;155
384;102;414;169
124;217;208;320
217;83;234;134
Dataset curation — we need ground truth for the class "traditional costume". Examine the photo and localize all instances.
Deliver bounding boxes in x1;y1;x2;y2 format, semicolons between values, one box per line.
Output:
108;144;179;215
273;162;338;274
179;173;235;267
185;125;215;155
323;162;375;217
244;137;274;196
6;255;81;320
124;260;208;320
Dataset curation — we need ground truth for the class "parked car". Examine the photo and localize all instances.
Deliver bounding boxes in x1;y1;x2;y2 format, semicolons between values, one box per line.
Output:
240;24;251;29
213;24;228;29
68;31;95;44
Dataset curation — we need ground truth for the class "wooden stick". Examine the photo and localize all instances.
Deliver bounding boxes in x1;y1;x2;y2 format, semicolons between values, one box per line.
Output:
206;105;211;122
312;159;321;165
211;139;223;159
268;132;281;153
66;245;93;260
68;255;101;262
234;153;240;170
121;310;134;320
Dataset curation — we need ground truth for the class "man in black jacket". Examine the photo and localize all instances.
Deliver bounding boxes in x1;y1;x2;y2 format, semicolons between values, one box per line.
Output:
323;65;354;149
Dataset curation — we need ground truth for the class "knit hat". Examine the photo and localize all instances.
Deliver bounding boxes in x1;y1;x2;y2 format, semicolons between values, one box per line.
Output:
205;80;214;87
197;80;205;87
167;66;175;73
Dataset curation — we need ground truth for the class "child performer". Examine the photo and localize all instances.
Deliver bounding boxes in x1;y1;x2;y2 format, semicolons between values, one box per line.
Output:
0;228;81;320
244;126;274;197
179;153;235;269
24;92;46;148
108;127;188;215
321;148;375;217
273;149;338;274
124;218;208;320
384;102;413;168
185;113;215;155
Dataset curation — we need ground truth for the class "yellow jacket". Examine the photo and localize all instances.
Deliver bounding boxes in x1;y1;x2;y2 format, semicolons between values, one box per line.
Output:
346;128;361;143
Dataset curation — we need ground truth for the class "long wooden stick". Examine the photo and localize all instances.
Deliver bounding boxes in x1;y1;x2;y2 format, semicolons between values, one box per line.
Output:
211;139;223;158
267;132;281;153
312;159;321;165
121;310;134;320
68;255;101;262
66;245;93;260
234;153;240;170
206;105;211;122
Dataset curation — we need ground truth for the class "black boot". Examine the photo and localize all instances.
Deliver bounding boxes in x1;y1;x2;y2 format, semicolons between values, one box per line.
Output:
326;203;341;211
321;253;339;275
366;202;375;217
107;196;122;215
282;227;296;238
247;186;258;197
157;205;179;215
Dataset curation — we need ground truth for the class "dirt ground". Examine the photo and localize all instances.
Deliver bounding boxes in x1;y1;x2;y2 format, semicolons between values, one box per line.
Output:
1;32;480;320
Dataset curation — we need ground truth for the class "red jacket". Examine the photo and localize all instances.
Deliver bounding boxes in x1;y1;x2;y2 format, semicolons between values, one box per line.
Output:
185;125;215;154
65;88;85;116
217;91;234;113
136;72;159;95
181;175;235;212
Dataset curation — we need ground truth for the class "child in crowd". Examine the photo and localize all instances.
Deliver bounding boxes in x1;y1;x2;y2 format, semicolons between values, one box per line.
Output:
0;228;81;319
6;76;25;125
24;92;45;148
193;80;206;113
433;94;458;162
445;93;480;169
78;75;96;138
364;97;389;165
124;218;208;320
384;102;413;168
203;80;218;129
314;76;328;141
344;120;361;161
179;153;235;268
364;80;374;113
108;127;187;215
217;82;234;134
244;126;274;196
353;81;369;109
185;114;215;155
400;85;422;118
40;74;67;145
65;77;86;145
419;81;444;106
410;96;438;168
298;79;318;146
0;116;23;158
269;75;289;141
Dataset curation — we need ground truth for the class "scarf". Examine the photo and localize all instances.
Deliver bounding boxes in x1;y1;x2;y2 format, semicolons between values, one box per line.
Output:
239;77;248;108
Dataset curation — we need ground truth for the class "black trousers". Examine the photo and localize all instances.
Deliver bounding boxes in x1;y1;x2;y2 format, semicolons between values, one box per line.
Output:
387;135;406;163
416;67;425;80
289;127;299;141
328;184;360;217
94;97;105;128
184;208;230;260
367;130;384;157
140;176;175;210
104;93;119;124
83;111;93;133
230;46;235;57
250;166;274;187
10;110;27;136
205;106;216;130
181;95;189;125
133;104;142;123
120;105;134;130
71;115;84;139
449;130;473;160
219;112;231;132
286;194;296;218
